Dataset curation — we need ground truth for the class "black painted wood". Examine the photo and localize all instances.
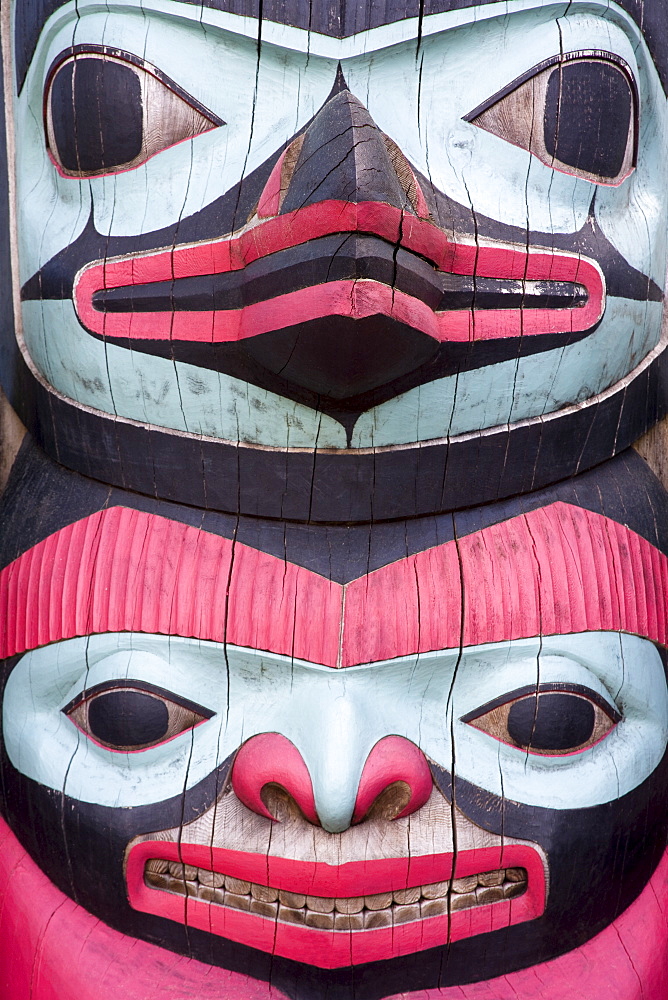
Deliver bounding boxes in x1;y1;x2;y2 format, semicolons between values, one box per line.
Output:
4;436;668;580
6;335;666;523
544;62;632;179
50;58;143;173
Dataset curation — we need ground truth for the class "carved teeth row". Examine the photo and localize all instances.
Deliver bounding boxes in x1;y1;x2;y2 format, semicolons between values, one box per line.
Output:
144;860;527;928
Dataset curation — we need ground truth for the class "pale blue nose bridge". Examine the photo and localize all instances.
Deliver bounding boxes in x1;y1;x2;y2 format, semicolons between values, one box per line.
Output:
230;728;435;834
235;667;436;833
298;691;369;832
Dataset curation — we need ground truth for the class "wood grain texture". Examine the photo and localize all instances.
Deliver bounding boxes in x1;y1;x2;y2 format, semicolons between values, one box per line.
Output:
0;388;24;494
2;2;668;997
634;413;668;491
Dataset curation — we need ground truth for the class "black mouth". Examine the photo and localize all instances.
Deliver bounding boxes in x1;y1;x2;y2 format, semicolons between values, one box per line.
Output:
115;322;597;435
92;234;589;316
97;319;597;437
84;232;594;432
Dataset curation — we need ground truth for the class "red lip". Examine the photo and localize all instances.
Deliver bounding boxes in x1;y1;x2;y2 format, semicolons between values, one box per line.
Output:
126;841;546;968
74;200;605;347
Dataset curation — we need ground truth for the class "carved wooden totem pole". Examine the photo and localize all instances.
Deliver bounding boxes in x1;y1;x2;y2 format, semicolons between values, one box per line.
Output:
1;1;668;997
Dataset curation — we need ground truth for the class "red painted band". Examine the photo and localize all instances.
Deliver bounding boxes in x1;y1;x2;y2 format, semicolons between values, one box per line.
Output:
73;200;605;344
0;812;664;997
1;502;665;666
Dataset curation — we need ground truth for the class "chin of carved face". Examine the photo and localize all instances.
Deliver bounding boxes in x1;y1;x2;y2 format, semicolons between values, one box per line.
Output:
0;627;666;992
11;1;668;453
125;784;547;969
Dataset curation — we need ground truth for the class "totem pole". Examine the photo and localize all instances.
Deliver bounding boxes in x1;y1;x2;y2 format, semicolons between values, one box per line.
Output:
0;2;667;998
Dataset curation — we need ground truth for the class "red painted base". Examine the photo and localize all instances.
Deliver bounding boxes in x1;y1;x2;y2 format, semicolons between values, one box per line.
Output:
0;815;665;999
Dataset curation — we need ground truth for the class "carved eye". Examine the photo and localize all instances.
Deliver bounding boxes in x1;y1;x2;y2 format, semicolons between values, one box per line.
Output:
462;684;621;756
44;47;224;177
64;681;214;751
465;54;637;185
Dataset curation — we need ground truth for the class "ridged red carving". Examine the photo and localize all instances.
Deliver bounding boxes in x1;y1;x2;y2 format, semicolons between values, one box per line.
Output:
341;502;668;665
1;503;666;665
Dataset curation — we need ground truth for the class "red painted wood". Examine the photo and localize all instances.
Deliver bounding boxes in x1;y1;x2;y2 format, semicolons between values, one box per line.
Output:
230;733;319;823
0;817;284;1000
230;733;433;827
256;148;289;218
126;840;545;901
73;200;605;345
341;502;668;664
0;813;663;998
351;736;433;822
1;503;666;665
130;872;537;968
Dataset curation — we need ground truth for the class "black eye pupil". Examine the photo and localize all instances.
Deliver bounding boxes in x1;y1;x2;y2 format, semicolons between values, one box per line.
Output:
50;59;143;173
507;692;596;751
544;62;632;178
87;690;169;748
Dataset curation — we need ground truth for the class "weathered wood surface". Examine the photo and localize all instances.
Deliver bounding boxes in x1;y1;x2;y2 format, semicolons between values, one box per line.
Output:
2;1;668;516
1;2;668;999
635;412;668;491
0;437;667;997
0;388;24;492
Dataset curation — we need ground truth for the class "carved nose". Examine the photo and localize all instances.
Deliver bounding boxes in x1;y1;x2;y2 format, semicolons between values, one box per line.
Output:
230;733;433;832
230;733;319;824
281;89;411;213
257;88;428;220
351;736;434;824
242;87;434;406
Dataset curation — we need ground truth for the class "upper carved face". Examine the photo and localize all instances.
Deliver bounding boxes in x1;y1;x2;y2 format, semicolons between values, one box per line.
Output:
8;0;668;452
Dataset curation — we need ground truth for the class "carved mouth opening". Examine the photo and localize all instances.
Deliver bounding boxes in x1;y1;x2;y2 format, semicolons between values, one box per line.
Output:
144;858;528;930
127;839;546;966
71;201;605;417
89;236;589;317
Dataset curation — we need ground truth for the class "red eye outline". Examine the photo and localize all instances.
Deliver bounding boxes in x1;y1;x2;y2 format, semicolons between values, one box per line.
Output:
461;682;621;757
63;679;214;753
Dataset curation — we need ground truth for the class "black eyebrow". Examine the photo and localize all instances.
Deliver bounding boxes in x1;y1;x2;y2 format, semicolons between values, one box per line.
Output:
61;677;215;718
12;0;668;95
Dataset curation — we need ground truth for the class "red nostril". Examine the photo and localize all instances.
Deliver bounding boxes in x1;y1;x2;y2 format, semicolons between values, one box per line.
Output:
230;733;318;824
352;736;433;824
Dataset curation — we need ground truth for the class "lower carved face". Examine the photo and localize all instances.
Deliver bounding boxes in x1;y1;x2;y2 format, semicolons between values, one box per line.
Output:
2;629;667;992
1;460;667;994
